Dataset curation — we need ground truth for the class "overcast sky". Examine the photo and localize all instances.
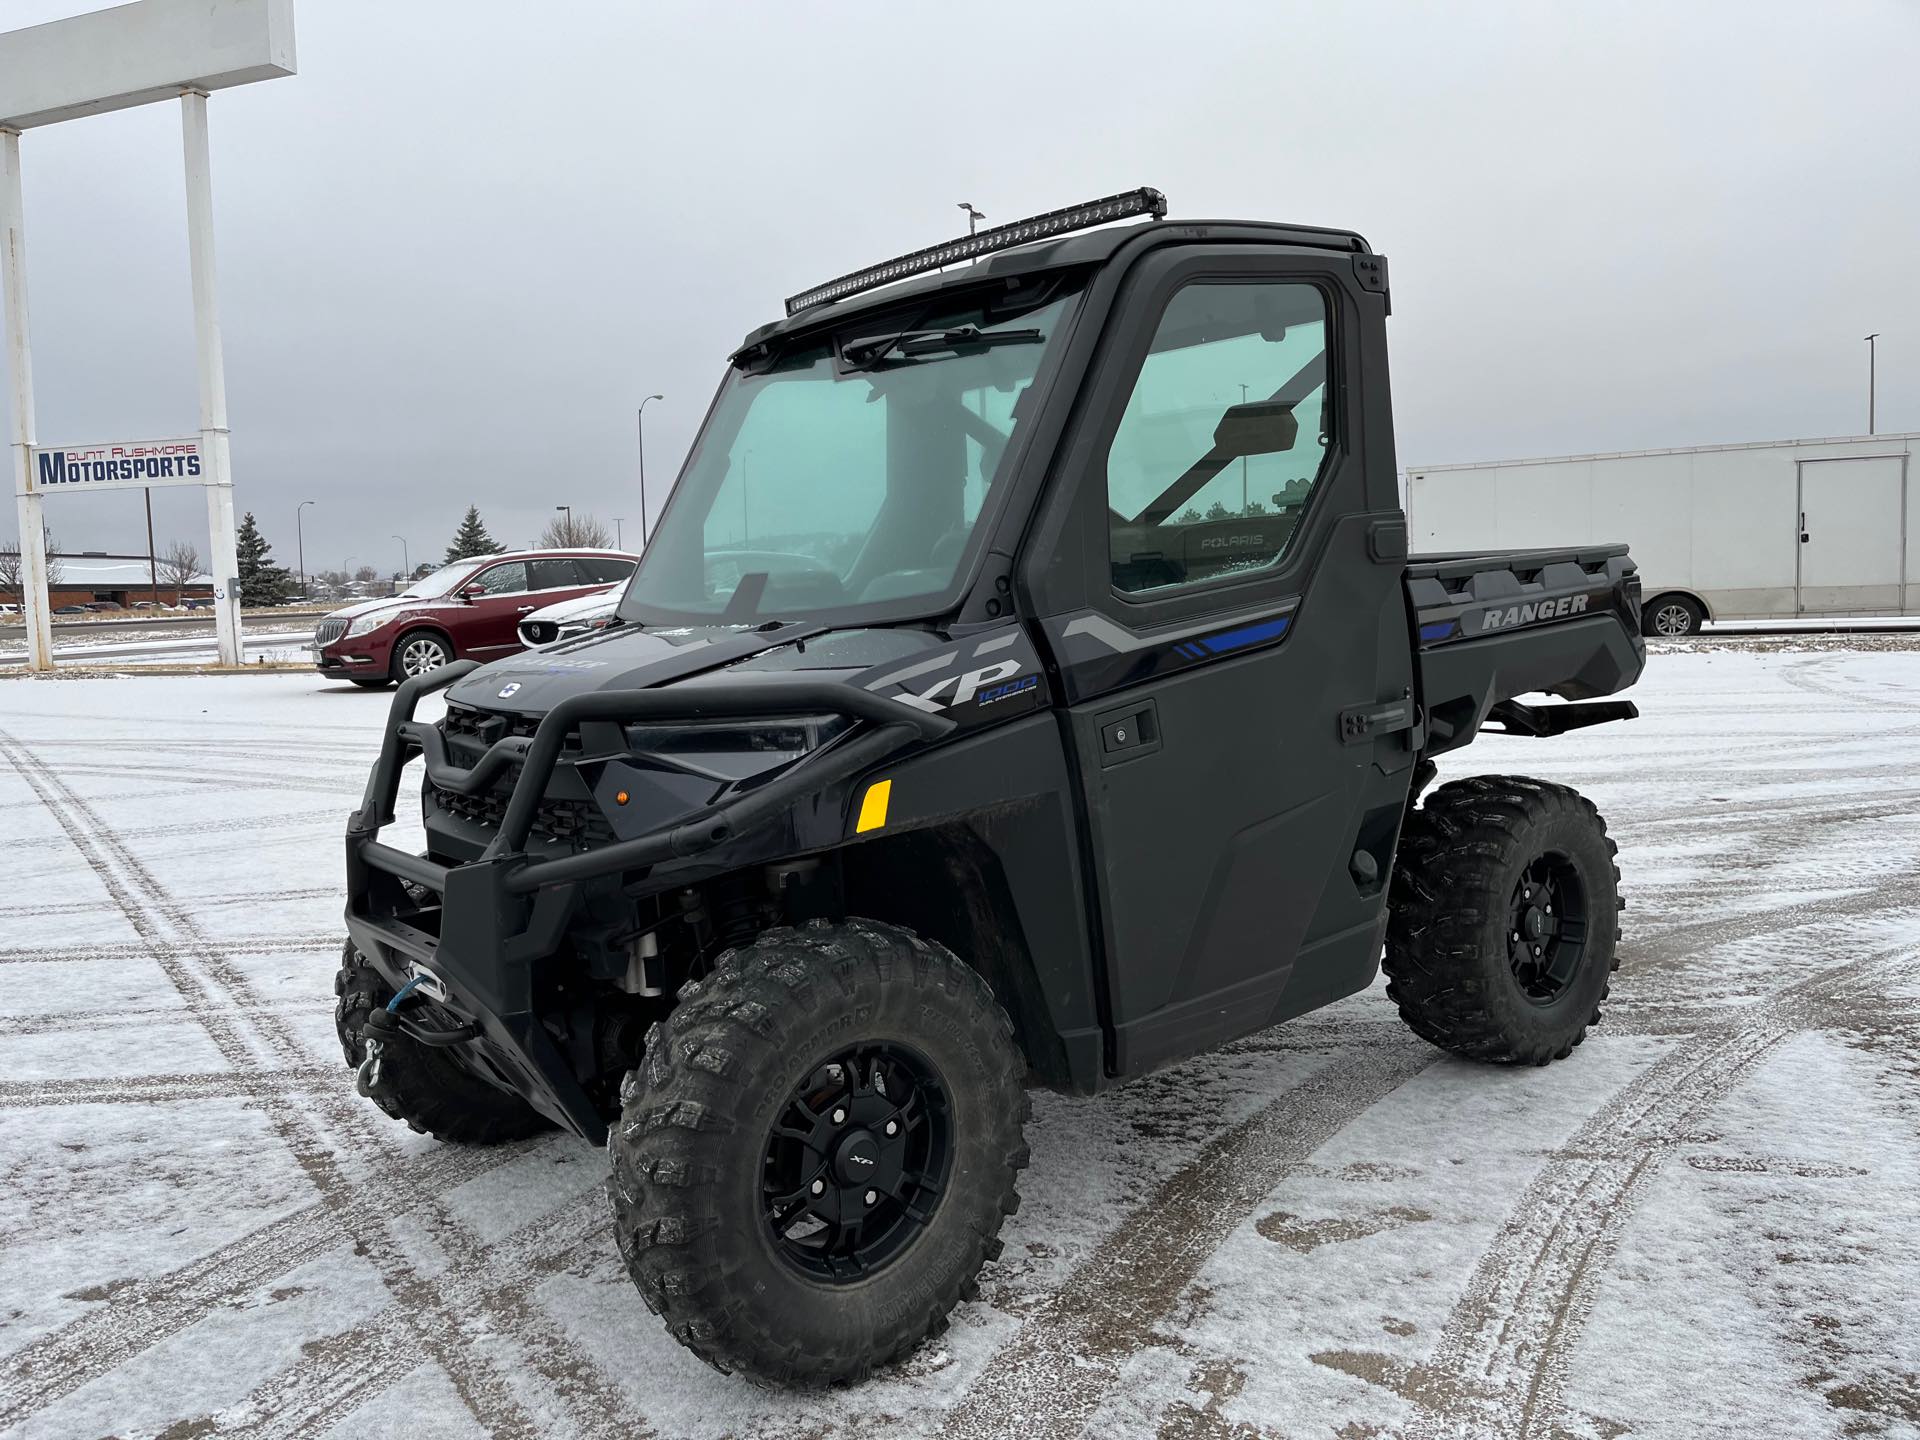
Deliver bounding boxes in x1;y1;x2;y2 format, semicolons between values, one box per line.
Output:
2;0;1915;574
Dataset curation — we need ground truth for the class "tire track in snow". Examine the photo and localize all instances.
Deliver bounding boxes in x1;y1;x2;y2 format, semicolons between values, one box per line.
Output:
0;1067;339;1107
0;999;326;1040
1627;863;1920;966
0;886;337;925
941;1037;1438;1439
1320;932;1917;1440
0;730;518;1425
1779;652;1920;714
0;933;339;967
0;730;633;1439
0;1139;522;1422
223;1186;634;1440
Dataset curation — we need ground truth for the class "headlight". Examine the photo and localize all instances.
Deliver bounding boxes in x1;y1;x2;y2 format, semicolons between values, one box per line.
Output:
622;714;852;784
344;612;394;640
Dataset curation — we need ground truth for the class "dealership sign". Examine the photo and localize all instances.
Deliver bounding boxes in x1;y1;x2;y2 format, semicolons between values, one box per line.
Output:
31;437;206;494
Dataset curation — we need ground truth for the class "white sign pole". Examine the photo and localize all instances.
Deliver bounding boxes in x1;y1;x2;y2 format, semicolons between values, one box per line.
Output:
180;89;241;666
1;126;53;672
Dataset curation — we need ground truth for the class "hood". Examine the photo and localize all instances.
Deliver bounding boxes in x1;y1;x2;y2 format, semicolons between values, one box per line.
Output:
326;594;456;622
522;585;620;625
444;623;944;715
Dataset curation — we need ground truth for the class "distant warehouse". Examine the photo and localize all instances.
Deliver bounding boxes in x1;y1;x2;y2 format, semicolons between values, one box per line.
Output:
1406;433;1917;635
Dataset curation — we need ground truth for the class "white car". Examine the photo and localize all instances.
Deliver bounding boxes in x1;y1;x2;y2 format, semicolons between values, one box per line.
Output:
516;584;622;648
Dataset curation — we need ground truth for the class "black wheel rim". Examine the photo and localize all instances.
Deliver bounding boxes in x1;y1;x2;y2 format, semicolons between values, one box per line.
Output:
760;1042;952;1283
1506;851;1589;1005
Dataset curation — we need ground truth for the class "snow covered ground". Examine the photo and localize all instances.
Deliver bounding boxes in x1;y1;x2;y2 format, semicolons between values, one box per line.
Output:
0;644;1916;1439
0;619;315;667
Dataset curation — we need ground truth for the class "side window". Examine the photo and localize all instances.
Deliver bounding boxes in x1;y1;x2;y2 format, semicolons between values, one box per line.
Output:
470;561;527;596
578;557;635;584
1105;281;1334;595
528;558;584;590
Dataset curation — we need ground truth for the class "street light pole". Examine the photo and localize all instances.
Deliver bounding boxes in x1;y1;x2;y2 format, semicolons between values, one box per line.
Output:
145;487;159;606
392;533;409;587
554;504;571;546
637;393;664;545
958;202;985;235
296;498;314;601
1865;333;1879;435
612;516;624;548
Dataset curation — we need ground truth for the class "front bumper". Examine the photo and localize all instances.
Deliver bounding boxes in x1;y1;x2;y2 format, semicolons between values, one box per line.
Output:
342;662;949;1141
314;649;383;676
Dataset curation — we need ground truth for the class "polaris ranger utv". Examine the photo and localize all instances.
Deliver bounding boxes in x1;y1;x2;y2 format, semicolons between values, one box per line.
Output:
338;189;1645;1384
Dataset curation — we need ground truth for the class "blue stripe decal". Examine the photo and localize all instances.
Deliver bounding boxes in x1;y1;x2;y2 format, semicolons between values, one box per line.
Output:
1197;615;1292;655
1419;620;1455;642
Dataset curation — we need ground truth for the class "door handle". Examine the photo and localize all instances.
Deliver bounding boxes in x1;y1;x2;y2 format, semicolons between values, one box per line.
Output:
1095;698;1161;767
515;606;535;613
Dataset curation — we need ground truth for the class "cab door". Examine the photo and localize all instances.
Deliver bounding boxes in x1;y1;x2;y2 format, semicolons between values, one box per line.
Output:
1023;247;1415;1077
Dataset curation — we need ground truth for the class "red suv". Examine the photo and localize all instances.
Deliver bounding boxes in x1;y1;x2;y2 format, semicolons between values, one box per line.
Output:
312;549;637;687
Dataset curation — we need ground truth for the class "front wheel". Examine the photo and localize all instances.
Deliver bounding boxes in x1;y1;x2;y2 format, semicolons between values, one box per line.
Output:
389;629;454;681
1384;776;1620;1065
608;919;1030;1385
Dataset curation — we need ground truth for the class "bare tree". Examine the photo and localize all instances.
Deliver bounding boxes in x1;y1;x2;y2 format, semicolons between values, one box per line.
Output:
1;531;63;589
538;512;614;549
354;564;378;584
159;540;202;590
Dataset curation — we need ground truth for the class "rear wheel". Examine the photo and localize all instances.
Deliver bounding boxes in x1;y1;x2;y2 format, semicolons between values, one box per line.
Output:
608;918;1030;1385
1384;776;1620;1065
335;944;550;1144
1642;593;1704;637
389;629;454;681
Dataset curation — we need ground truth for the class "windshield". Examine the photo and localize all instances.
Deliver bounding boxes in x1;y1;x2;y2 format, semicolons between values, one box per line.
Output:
399;561;483;599
620;277;1083;627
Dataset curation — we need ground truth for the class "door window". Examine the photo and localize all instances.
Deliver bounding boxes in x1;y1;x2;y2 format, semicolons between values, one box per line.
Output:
468;561;527;596
528;558;584;591
1105;282;1334;595
577;556;636;584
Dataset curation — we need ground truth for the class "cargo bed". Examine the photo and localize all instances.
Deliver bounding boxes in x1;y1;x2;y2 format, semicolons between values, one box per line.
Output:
1403;542;1644;755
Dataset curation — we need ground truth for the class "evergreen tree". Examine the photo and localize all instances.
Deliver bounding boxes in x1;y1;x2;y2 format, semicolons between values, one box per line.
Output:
445;506;508;562
234;511;292;604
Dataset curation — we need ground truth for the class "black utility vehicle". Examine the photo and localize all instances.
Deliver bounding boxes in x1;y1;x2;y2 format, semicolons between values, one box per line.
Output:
338;191;1645;1384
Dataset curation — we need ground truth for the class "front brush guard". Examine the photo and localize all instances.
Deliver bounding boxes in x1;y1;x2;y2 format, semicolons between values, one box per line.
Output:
342;661;953;1139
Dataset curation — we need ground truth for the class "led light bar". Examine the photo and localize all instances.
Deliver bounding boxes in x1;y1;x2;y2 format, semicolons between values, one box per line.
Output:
783;187;1169;317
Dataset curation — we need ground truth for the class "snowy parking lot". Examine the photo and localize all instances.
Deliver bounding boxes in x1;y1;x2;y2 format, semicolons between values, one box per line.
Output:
1;642;1916;1440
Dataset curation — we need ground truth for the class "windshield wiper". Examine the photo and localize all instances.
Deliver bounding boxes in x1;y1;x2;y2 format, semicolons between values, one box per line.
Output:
840;325;1043;371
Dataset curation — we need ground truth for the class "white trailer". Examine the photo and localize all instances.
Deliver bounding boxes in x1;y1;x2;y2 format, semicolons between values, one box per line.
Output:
1406;433;1918;635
